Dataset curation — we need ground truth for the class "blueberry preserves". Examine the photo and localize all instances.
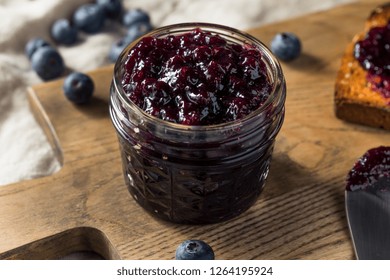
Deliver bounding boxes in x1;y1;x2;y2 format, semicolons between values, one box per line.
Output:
354;20;390;98
121;27;272;125
346;146;390;192
109;23;286;224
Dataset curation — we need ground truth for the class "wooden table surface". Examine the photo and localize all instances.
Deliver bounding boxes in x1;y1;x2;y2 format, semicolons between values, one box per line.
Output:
0;0;389;260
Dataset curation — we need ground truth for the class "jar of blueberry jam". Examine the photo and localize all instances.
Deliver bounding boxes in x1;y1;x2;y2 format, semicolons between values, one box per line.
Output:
109;23;286;224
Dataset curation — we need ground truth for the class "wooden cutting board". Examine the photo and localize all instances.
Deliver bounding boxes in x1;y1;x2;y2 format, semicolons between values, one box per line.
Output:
1;0;389;260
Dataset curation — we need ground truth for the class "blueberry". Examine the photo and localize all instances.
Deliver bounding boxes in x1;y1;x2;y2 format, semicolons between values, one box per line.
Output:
270;32;301;61
108;22;153;63
51;19;78;45
25;38;50;60
73;4;106;34
175;240;215;260
122;8;150;28
96;0;122;19
31;46;64;80
63;72;94;104
126;21;153;41
108;36;133;62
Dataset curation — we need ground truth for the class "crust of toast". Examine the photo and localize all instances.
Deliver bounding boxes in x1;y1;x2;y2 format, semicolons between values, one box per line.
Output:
334;3;390;130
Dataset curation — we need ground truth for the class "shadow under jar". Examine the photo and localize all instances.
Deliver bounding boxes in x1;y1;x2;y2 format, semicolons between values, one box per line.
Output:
109;23;286;224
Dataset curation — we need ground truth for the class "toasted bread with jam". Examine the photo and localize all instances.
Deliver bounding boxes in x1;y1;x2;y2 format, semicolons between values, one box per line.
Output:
334;3;390;130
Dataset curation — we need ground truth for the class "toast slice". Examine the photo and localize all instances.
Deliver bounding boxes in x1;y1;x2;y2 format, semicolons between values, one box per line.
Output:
334;3;390;130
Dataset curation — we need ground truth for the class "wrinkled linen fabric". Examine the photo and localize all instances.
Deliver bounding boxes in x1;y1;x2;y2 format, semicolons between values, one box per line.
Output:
0;0;352;186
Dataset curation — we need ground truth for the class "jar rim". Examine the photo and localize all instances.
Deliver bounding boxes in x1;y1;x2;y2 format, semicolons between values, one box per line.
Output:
112;22;285;132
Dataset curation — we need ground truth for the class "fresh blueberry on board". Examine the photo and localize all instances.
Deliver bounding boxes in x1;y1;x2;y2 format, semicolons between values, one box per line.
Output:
122;8;151;28
31;46;64;80
270;32;301;61
63;72;94;104
51;19;78;45
25;38;51;60
175;240;215;260
96;0;123;19
73;4;106;34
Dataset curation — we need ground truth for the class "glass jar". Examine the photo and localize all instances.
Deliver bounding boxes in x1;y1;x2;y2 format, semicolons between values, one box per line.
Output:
109;23;286;224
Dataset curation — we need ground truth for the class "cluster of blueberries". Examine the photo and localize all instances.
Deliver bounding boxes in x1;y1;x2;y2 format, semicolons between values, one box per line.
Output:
25;0;152;104
24;0;301;106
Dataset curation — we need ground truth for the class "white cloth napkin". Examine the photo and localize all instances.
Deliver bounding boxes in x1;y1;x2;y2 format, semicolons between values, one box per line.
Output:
0;0;352;186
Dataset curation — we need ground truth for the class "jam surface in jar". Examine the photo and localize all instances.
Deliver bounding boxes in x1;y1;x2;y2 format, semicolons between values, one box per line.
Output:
121;28;272;125
354;20;390;99
110;24;286;224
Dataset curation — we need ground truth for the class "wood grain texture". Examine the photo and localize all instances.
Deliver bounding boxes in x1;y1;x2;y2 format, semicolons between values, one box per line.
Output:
0;0;389;260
